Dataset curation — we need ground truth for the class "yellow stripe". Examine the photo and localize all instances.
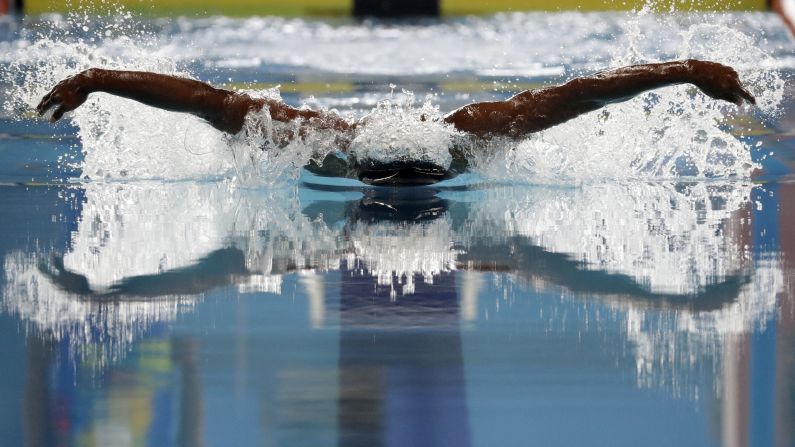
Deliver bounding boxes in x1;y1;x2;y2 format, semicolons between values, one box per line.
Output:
441;0;768;14
26;0;768;16
440;81;544;93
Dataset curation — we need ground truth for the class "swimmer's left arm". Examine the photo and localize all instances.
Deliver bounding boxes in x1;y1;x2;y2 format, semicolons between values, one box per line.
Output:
445;60;756;138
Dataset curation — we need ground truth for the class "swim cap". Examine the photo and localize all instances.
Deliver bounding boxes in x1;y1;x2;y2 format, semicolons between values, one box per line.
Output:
356;159;455;186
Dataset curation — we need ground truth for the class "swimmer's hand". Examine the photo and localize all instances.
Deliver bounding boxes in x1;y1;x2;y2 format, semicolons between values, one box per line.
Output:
36;71;91;122
687;60;756;106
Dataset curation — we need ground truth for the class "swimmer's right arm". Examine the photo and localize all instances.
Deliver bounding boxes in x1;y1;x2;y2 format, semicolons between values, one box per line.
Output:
36;68;352;134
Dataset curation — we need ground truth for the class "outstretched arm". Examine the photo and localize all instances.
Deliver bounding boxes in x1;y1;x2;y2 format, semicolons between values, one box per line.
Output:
444;60;756;138
36;68;352;134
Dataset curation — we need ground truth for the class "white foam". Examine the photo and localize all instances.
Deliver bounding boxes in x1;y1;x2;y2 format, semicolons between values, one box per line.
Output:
349;91;460;167
32;12;782;77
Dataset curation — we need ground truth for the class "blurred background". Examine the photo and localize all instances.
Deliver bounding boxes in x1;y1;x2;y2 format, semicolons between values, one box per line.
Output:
0;0;774;16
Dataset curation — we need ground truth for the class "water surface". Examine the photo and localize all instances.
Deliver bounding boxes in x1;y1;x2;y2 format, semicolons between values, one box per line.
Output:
0;10;794;447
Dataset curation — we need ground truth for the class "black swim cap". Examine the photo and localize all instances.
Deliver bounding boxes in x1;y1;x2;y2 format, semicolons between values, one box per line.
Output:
355;159;455;186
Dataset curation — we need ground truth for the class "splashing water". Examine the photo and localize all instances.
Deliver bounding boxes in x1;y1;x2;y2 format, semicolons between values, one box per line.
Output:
228;88;332;184
2;31;236;181
470;11;786;182
349;89;460;168
0;8;787;184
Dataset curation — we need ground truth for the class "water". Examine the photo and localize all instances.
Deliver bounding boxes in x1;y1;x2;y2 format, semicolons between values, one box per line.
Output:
0;8;794;447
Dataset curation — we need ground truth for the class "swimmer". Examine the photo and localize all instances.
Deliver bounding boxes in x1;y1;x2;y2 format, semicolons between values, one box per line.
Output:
37;59;755;185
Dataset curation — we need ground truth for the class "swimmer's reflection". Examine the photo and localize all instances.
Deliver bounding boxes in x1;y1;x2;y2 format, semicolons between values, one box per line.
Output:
28;182;750;310
460;239;752;312
5;180;784;445
33;184;751;313
3;182;774;386
3;180;770;379
37;190;451;299
39;247;250;297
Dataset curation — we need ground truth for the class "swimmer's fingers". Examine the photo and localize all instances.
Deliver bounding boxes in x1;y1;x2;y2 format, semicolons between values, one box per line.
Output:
721;93;747;107
738;86;756;106
723;84;755;107
36;93;66;122
703;83;756;107
36;91;57;115
35;95;48;114
36;85;68;118
35;74;90;121
50;105;67;123
690;61;757;107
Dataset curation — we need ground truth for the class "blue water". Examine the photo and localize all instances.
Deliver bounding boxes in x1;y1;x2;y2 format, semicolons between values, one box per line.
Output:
1;11;795;447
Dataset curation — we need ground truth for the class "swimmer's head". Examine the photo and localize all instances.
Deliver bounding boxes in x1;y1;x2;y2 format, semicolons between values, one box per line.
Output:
304;153;458;186
355;159;454;186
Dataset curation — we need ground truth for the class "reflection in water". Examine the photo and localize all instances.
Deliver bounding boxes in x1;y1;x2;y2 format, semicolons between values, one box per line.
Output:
337;267;470;447
463;182;752;294
3;250;196;365
0;179;783;400
22;332;204;447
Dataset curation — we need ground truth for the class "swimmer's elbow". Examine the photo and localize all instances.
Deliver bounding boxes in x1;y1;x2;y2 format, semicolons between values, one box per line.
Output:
207;92;262;134
558;78;608;108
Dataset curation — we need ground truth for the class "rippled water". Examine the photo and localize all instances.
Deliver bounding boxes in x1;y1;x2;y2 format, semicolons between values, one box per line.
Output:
0;9;794;447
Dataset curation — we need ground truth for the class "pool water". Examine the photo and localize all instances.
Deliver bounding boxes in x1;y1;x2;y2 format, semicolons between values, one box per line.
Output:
0;10;794;447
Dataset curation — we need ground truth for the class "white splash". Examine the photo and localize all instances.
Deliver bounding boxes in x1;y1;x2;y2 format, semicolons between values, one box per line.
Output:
349;90;460;168
228;90;342;185
470;19;785;182
1;11;787;184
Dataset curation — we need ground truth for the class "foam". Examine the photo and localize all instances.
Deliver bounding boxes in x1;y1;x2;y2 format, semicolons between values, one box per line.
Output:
348;90;460;168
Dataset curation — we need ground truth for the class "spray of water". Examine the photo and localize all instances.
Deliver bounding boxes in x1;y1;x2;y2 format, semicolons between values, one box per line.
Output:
470;10;785;182
349;88;461;168
0;6;786;184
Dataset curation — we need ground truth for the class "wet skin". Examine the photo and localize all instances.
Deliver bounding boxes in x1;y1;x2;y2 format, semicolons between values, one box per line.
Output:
37;59;755;185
